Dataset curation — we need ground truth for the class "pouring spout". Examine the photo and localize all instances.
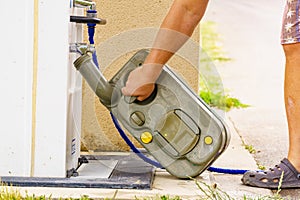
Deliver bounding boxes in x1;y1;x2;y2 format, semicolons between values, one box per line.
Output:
73;54;120;108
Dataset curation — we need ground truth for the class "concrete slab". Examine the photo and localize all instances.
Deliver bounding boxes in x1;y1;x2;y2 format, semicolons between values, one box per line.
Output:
212;117;257;170
211;118;272;199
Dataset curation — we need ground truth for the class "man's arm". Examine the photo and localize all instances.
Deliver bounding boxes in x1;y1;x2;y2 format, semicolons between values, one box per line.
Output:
122;0;209;101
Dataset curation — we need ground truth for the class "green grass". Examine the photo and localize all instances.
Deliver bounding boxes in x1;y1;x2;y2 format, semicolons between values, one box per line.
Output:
0;186;50;200
0;182;287;200
136;178;286;200
199;21;249;111
200;90;249;112
0;185;91;200
243;144;266;170
200;21;232;63
0;186;22;200
244;144;256;154
135;195;181;200
190;178;285;200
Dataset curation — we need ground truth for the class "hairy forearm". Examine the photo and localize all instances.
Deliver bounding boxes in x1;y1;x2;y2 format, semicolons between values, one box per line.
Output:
145;0;209;67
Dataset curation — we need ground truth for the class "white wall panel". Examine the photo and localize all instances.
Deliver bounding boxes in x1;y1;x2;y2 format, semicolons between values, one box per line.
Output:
0;0;84;178
33;0;70;177
0;1;34;176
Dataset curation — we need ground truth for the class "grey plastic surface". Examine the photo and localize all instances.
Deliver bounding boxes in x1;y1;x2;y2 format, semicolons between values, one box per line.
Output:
74;49;230;178
109;50;230;178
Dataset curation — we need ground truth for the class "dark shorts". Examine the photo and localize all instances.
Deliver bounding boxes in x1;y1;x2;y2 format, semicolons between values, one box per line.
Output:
281;0;300;44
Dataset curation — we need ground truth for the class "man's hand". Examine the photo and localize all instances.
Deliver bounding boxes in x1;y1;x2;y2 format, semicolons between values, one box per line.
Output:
121;64;161;101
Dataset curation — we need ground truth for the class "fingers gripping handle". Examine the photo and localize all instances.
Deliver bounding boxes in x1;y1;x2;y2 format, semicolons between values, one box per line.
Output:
124;96;137;104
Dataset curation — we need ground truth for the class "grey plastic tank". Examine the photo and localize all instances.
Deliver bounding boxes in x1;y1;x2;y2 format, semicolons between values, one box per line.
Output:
73;49;230;178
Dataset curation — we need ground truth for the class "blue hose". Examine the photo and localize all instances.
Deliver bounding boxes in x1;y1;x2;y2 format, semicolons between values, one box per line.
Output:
110;112;164;169
110;112;249;175
207;167;248;174
87;10;99;69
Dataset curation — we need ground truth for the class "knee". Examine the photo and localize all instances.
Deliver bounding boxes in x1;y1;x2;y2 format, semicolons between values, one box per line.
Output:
283;43;300;63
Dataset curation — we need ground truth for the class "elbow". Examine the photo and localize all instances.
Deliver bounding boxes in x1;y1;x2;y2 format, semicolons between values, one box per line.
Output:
182;0;209;23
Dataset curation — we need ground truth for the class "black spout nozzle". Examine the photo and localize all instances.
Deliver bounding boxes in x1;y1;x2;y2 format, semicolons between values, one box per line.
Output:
70;16;107;25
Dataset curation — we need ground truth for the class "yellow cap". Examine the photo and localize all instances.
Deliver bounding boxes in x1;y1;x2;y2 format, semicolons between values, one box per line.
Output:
140;132;153;144
204;136;213;145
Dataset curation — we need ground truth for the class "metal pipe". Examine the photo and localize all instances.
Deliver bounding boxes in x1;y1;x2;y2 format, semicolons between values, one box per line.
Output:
69;43;95;55
73;0;96;10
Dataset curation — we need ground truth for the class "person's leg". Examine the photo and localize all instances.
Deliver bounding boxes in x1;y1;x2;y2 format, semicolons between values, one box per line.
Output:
241;43;300;189
276;0;300;172
283;43;300;172
241;0;300;189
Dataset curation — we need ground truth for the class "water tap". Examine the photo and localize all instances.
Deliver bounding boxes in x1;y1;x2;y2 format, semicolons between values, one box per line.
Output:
69;43;95;55
70;0;106;25
73;0;96;10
